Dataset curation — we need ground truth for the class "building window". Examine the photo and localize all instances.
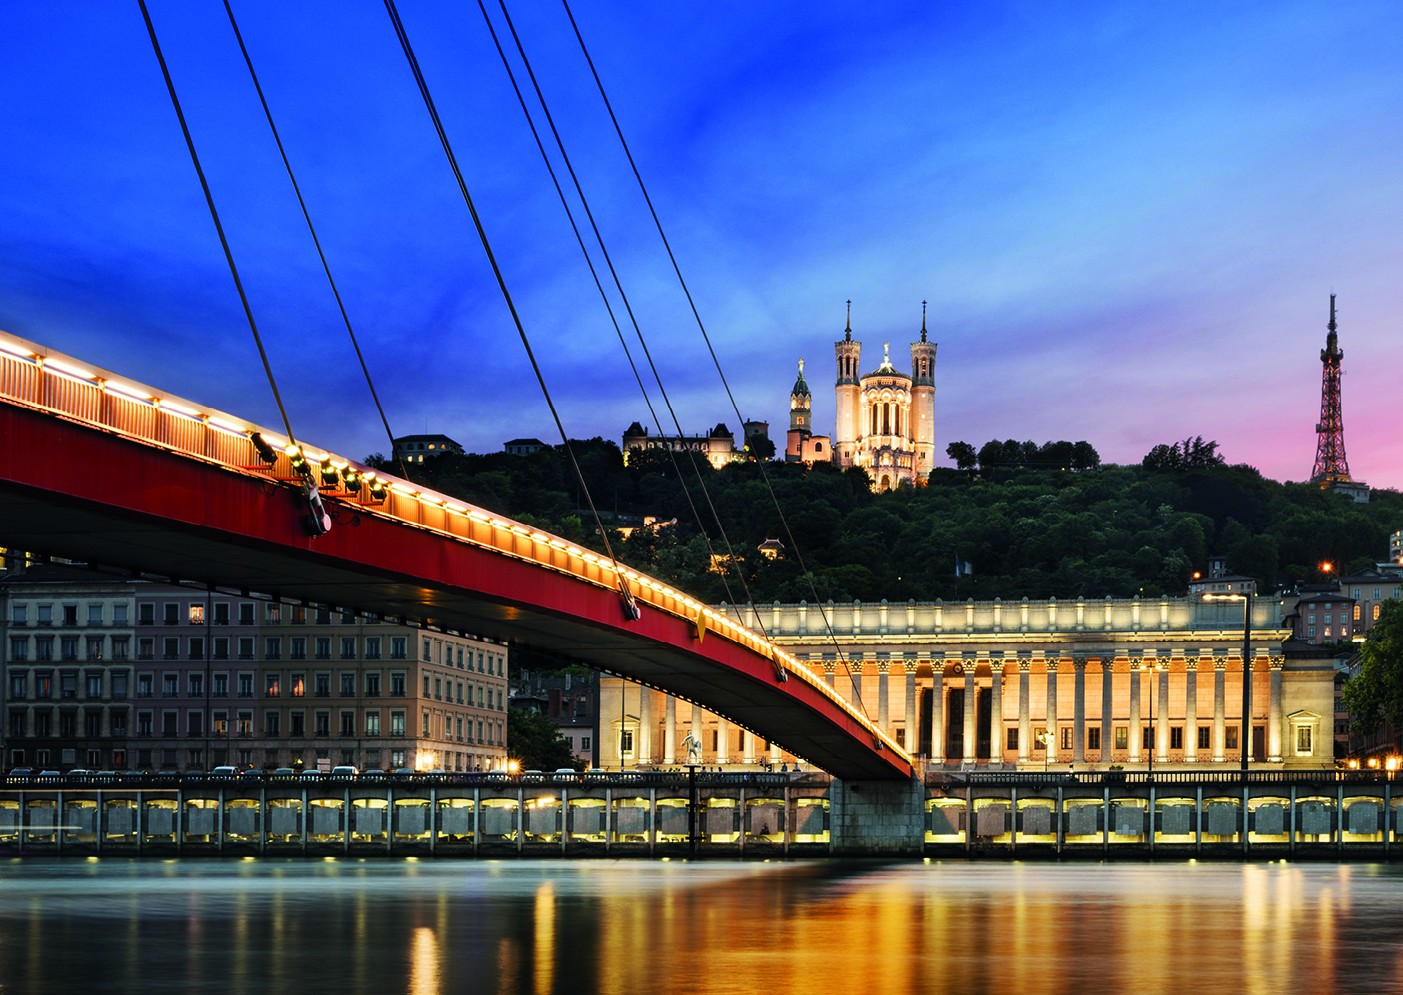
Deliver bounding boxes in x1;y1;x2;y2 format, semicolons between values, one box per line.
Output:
1114;726;1128;750
112;637;130;661
340;711;355;736
315;637;331;661
1198;726;1211;749
1087;727;1101;751
236;712;253;736
238;638;254;660
9;673;26;699
213;637;229;660
1374;604;1382;621
265;711;280;736
238;603;254;625
266;673;281;698
36;637;53;661
212;673;228;697
290;673;305;697
214;602;230;625
238;673;254;697
422;638;432;663
86;673;103;698
189;673;204;697
366;672;381;696
365;637;382;660
340;637;356;660
390;711;406;737
340;672;356;696
290;637;306;660
315;672;331;697
422;711;431;737
1226;727;1239;751
1354;604;1362;621
619;729;634;755
189;637;204;661
390;673;406;697
315;711;329;737
163;603;179;625
9;638;27;662
289;712;305;737
390;638;407;660
1169;726;1184;750
365;712;381;736
188;604;205;625
1295;725;1313;755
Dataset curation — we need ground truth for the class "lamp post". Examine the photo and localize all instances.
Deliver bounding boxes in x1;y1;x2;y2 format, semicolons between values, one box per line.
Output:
1038;730;1052;773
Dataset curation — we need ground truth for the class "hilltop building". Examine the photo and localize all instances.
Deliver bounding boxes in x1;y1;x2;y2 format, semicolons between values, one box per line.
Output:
621;420;770;470
393;433;464;466
787;302;937;491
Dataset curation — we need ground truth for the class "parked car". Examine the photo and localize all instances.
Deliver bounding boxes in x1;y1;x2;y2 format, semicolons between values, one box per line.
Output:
210;766;240;780
329;765;358;780
298;769;324;782
238;769;265;782
6;768;34;784
389;767;417;781
269;768;296;781
359;769;386;782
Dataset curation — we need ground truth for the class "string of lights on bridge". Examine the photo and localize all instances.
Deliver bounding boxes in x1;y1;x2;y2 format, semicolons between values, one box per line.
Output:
0;329;911;765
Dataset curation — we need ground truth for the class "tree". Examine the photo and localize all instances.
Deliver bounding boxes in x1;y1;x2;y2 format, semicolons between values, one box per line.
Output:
946;441;977;471
1342;600;1403;736
507;706;581;770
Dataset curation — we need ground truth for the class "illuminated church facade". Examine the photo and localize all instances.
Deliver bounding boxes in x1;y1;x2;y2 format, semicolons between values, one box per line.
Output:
787;302;937;491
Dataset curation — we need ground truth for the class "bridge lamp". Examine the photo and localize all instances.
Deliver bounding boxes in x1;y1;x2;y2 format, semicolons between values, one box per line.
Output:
342;469;361;494
319;461;339;489
286;445;309;475
367;477;388;501
1203;591;1253;773
249;432;279;464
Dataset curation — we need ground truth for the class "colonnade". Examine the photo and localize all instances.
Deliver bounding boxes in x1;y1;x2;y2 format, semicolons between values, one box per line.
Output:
806;648;1287;768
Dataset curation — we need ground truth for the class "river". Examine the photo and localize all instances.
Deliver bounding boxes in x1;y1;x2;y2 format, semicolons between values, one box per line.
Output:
0;858;1399;993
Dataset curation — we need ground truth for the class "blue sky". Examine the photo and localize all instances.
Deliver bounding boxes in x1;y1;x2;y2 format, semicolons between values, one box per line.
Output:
3;1;1401;489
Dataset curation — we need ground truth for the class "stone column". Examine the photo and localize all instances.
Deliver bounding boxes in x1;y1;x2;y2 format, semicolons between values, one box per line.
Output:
930;660;947;763
877;660;891;733
662;694;678;764
1156;655;1170;763
716;716;730;765
743;729;757;766
823;658;837;689
1045;656;1059;761
1127;653;1142;764
1072;655;1087;764
769;740;782;767
904;661;918;755
1213;655;1226;763
1268;656;1284;762
638;685;653;765
1018;655;1032;763
962;659;977;765
1100;657;1114;764
1184;652;1199;762
850;659;863;709
989;654;1004;765
690;708;703;764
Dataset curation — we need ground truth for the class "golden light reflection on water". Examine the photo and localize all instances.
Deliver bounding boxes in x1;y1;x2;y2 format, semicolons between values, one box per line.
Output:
533;880;555;995
4;860;1403;993
409;926;439;995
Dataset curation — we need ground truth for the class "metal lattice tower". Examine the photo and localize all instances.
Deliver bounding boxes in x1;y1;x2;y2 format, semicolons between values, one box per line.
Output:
1310;294;1351;485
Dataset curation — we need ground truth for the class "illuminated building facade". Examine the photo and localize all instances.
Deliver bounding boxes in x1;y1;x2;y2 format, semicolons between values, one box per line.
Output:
1;565;508;773
598;595;1338;772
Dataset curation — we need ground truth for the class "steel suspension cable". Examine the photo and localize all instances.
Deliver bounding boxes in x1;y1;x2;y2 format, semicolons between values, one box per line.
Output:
137;0;301;458
220;0;410;481
472;0;744;612
484;1;787;651
561;1;872;716
381;0;637;615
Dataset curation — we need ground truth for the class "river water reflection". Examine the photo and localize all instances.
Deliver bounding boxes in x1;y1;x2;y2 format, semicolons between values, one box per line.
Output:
1;858;1399;994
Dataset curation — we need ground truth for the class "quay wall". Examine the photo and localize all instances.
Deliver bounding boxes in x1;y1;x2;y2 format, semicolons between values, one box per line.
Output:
0;771;1397;859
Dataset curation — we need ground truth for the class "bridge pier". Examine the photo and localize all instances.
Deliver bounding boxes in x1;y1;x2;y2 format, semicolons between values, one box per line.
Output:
829;776;925;856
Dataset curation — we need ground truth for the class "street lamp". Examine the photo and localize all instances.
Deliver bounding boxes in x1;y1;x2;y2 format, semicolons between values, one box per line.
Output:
1143;659;1158;781
1038;730;1053;773
1204;590;1254;774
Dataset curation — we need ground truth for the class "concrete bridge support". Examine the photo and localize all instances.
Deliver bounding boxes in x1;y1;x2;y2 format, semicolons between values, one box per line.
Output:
829;776;925;856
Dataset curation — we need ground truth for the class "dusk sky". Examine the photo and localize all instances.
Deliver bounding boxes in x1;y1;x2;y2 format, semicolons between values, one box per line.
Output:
3;2;1401;489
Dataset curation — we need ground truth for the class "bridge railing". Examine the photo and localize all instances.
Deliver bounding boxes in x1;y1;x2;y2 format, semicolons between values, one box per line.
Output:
0;330;910;767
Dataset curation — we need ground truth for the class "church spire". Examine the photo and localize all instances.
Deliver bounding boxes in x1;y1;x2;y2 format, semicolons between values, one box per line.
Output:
844;299;852;341
920;300;928;342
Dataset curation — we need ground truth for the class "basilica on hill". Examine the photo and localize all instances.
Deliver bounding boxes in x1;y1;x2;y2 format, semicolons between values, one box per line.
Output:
787;302;937;491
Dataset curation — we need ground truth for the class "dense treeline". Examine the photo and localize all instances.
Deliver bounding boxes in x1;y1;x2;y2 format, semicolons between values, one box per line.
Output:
369;441;1403;604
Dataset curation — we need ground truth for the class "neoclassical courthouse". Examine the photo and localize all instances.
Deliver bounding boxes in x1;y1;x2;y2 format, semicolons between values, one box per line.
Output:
598;595;1339;773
